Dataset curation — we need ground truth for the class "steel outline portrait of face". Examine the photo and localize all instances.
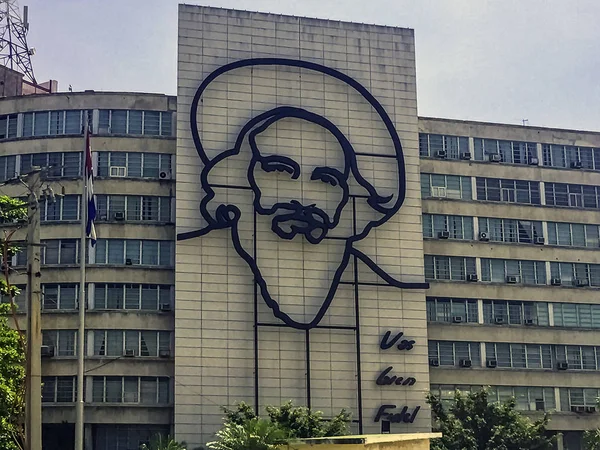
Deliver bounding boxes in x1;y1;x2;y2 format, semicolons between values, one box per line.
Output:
178;58;429;330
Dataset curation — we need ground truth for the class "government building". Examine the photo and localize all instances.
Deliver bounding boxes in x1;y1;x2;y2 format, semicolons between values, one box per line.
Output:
0;4;598;450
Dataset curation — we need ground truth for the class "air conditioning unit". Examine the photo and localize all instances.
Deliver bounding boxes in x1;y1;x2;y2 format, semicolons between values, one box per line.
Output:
486;359;498;368
452;315;463;323
524;318;535;326
435;150;447;159
460;152;471;160
467;274;478;282
557;362;569;370
528;157;539;166
431;186;447;198
114;211;125;221
159;349;171;358
123;349;135;357
125;258;132;266
489;154;502;162
159;170;172;180
494;316;505;324
550;278;562;286
459;359;472;368
574;279;589;287
109;166;126;177
41;345;55;358
535;237;545;245
586;406;597;413
506;275;518;284
479;231;490;241
159;303;172;312
571;160;583;169
429;358;440;367
438;230;450;239
571;405;585;413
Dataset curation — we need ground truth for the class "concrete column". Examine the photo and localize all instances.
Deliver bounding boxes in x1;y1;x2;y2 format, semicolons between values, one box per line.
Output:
468;137;475;159
84;423;93;450
470;176;477;201
541;221;549;244
540;181;546;206
555;430;564;450
480;342;486;368
472;215;480;241
475;257;482;282
16;113;23;138
477;299;484;324
536;143;543;165
548;303;555;327
545;261;552;287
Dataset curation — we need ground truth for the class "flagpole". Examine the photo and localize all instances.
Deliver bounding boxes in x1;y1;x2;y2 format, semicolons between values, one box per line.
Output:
75;126;89;450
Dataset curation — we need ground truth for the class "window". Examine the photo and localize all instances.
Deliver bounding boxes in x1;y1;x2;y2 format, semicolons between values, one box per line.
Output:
480;258;547;285
93;330;170;357
426;297;478;323
486;342;553;369
42;376;75;403
554;303;600;328
93;283;172;310
555;346;600;370
42;284;79;310
550;262;600;287
543;144;600;171
40;195;80;222
422;214;474;240
0;284;26;311
0;114;18;140
478;218;543;244
424;255;477;281
16;239;80;266
90;376;170;404
486;386;556;411
20;152;81;178
419;134;469;159
560;388;600;411
97;110;173;136
483;300;549;325
95;195;171;222
93;425;171;450
42;330;77;356
94;240;172;266
0;155;17;181
545;183;600;209
22;110;85;137
474;138;537;165
96;151;172;178
420;174;472;200
428;341;481;367
476;177;540;205
547;222;600;248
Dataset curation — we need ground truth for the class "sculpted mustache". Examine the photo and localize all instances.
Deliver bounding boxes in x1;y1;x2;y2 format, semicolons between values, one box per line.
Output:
270;204;332;227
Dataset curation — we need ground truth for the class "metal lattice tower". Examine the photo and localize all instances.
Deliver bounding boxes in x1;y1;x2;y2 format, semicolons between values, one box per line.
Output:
0;0;35;84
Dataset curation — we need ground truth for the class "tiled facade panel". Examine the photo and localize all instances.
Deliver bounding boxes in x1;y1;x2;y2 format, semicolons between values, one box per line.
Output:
176;5;428;446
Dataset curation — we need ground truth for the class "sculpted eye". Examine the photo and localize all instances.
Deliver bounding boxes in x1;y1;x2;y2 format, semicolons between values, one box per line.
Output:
260;155;300;179
311;167;344;187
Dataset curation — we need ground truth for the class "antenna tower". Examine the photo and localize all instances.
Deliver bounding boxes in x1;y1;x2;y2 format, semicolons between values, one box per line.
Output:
0;0;36;84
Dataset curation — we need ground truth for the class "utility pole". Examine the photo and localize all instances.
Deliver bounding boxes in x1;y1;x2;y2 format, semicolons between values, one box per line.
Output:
25;167;42;450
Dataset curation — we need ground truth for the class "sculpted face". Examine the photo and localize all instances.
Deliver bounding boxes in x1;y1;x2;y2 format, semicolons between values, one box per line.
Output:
248;117;350;244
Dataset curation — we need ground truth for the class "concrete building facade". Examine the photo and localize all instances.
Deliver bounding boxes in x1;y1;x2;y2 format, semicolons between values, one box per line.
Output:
0;4;599;450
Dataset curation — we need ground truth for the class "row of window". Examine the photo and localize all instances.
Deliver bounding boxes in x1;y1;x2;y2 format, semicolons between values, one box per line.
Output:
476;177;541;205
41;329;172;357
425;255;600;287
431;384;600;412
3;283;173;312
0;152;173;182
42;376;170;405
14;239;173;266
430;384;556;412
96;195;172;223
545;182;600;209
424;214;600;249
0;109;172;141
427;297;600;329
419;133;600;172
429;340;600;371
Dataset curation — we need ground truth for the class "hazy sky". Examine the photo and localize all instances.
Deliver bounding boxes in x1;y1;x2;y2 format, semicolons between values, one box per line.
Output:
21;0;600;130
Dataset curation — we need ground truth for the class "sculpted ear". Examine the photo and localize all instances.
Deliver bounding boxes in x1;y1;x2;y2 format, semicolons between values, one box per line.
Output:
214;204;241;227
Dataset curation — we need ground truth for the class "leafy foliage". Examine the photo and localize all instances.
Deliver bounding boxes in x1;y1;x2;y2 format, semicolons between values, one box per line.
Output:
584;428;600;450
0;303;25;450
140;434;187;450
207;418;287;450
427;388;554;450
211;401;351;450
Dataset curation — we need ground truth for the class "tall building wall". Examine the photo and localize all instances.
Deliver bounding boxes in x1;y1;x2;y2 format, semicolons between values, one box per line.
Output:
175;5;430;446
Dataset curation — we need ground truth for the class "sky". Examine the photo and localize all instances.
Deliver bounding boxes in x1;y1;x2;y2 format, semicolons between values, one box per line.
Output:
19;0;600;131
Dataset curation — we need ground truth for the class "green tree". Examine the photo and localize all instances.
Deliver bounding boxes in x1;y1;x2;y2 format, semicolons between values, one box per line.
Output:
584;428;600;450
427;388;554;450
0;195;27;450
208;417;287;450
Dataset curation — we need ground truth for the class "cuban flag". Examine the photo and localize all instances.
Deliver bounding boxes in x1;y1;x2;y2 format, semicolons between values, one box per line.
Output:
85;126;97;246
